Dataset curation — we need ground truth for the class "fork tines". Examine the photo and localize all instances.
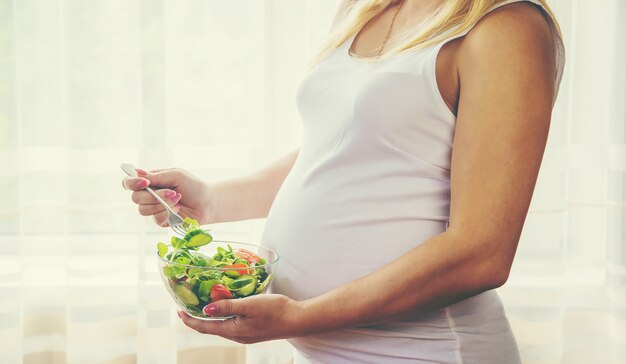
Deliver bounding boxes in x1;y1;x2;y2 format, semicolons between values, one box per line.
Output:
171;224;186;236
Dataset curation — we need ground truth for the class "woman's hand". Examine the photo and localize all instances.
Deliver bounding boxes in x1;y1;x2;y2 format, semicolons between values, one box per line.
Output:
178;294;308;344
122;168;214;226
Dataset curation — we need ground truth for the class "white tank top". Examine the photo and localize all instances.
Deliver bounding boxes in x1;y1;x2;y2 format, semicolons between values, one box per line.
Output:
261;1;565;363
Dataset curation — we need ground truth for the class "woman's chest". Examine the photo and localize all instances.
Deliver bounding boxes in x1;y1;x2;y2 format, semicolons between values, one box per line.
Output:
295;47;456;141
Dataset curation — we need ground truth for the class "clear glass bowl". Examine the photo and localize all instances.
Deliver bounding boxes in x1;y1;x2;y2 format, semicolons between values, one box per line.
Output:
157;241;279;320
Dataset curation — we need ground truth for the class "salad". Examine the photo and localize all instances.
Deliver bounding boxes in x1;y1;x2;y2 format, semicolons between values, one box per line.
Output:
157;218;273;316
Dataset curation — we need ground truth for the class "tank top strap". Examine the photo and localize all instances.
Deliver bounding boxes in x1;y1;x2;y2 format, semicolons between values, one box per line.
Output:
435;0;544;43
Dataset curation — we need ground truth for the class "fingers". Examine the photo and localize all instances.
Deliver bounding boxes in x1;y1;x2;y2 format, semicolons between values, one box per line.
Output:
139;204;164;217
178;311;221;334
178;311;238;338
152;204;182;227
122;168;180;191
205;298;248;318
122;176;150;191
137;168;182;189
139;167;175;174
131;189;180;205
153;214;169;227
137;196;180;216
129;188;182;226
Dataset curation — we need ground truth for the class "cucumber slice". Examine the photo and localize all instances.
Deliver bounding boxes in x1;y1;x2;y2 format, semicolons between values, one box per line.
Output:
231;275;257;297
221;275;234;287
183;228;203;241
174;283;200;306
224;270;240;278
229;275;255;290
255;273;273;294
184;229;213;248
187;231;212;248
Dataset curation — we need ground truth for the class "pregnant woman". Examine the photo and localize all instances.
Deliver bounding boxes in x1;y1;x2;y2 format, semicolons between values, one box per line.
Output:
123;0;564;362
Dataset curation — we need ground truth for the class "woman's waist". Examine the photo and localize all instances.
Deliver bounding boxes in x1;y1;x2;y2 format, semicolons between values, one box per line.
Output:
288;291;513;362
292;291;508;339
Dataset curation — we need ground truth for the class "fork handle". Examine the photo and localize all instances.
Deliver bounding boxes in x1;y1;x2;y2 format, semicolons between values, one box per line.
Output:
120;163;180;216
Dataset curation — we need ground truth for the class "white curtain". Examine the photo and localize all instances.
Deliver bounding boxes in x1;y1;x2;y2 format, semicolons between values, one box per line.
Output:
498;1;626;363
0;0;623;363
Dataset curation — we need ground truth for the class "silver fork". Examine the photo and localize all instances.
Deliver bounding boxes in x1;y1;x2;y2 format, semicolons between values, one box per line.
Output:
121;163;187;236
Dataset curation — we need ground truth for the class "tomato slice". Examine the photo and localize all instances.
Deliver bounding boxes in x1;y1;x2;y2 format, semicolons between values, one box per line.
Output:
223;263;252;276
234;248;261;265
209;284;233;302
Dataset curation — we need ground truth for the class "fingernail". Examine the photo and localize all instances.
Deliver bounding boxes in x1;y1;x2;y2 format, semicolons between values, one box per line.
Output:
177;311;182;319
136;168;147;176
165;190;176;199
202;304;218;316
175;192;182;200
138;179;149;188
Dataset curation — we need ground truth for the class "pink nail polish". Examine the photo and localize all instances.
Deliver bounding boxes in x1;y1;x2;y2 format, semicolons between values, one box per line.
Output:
136;168;147;176
165;191;176;199
202;304;218;316
138;179;149;188
175;193;182;199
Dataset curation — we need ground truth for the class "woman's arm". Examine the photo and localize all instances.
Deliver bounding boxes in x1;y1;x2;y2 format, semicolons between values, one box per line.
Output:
178;3;557;342
209;149;299;223
123;149;299;225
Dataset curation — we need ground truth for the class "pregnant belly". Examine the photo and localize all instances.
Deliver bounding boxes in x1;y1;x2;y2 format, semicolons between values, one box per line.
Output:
260;177;448;301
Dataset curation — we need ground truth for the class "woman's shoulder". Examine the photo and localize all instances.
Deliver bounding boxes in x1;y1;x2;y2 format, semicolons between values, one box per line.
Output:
461;2;556;59
453;1;561;106
457;2;558;78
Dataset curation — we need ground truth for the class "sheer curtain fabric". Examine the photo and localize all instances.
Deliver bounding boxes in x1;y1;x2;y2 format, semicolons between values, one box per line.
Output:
0;0;624;363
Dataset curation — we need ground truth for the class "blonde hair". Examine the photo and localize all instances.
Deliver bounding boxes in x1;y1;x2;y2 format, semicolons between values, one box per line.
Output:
312;0;561;64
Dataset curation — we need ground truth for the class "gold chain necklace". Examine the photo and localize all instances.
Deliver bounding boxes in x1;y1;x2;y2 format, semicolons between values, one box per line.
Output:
377;0;405;57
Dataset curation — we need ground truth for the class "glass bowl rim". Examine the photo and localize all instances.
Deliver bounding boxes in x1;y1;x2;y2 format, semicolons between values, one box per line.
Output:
156;240;279;270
